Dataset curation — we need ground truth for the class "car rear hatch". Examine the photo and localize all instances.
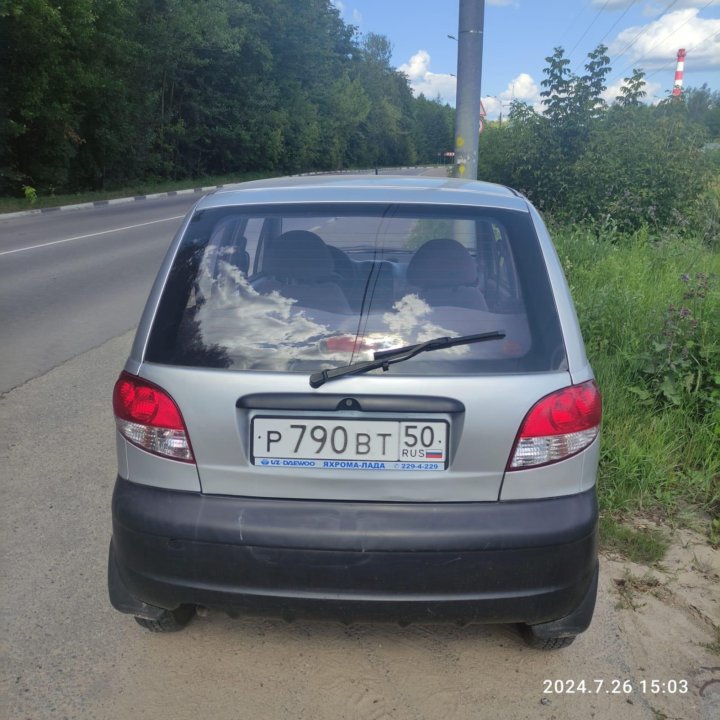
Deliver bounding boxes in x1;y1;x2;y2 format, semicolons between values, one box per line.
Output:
128;198;580;502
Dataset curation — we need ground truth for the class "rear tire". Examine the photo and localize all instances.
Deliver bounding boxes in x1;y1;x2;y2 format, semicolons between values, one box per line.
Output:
134;605;195;632
519;625;576;650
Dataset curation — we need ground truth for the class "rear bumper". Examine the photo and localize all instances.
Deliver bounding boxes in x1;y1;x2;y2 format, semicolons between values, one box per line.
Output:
109;476;598;626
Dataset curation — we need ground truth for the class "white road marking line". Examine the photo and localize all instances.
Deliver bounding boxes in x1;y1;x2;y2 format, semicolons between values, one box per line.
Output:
0;215;186;257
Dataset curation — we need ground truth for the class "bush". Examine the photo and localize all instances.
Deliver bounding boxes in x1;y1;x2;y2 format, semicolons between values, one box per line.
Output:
630;272;719;425
553;226;720;516
22;185;37;204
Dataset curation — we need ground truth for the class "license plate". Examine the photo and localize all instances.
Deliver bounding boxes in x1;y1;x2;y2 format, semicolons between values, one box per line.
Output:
251;417;448;471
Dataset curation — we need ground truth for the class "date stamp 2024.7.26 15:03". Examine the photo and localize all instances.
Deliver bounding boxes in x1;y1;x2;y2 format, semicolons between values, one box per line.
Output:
542;678;691;696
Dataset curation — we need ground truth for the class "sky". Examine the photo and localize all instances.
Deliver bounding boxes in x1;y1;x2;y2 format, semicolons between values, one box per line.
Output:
331;0;720;119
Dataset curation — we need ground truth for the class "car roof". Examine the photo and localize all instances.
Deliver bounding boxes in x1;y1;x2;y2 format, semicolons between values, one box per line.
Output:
196;174;530;213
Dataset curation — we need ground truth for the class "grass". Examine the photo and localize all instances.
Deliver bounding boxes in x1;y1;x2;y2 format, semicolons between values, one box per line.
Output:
552;224;720;526
599;516;668;564
0;170;281;213
612;569;664;610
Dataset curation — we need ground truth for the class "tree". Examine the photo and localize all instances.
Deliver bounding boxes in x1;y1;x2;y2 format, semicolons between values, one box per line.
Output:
1;0;427;193
683;85;720;139
412;94;454;164
478;45;713;232
616;69;647;108
540;47;574;124
576;44;611;122
349;33;416;167
1;0;113;191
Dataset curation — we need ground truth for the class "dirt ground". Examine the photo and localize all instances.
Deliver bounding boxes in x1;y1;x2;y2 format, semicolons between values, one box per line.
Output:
100;528;720;720
600;524;719;720
2;333;719;720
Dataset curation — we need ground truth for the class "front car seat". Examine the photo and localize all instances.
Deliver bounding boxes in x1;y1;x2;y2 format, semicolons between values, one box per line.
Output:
406;238;488;310
254;230;352;314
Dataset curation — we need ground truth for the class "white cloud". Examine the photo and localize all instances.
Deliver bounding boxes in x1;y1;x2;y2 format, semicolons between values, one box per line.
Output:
398;50;457;104
482;73;541;119
595;0;720;9
331;0;344;13
352;8;362;24
609;9;720;70
399;50;431;79
507;72;540;101
644;1;720;11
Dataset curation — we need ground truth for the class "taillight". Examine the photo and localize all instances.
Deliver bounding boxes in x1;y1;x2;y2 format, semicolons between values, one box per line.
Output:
507;380;601;470
112;371;194;463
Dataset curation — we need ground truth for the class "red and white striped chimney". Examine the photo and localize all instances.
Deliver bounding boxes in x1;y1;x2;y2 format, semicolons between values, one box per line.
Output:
672;48;686;97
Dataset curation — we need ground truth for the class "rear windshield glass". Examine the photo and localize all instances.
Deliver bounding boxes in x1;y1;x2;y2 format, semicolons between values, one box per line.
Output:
145;203;566;375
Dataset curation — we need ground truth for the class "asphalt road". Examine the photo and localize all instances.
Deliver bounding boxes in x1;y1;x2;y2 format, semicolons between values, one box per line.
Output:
0;167;437;395
0;195;199;394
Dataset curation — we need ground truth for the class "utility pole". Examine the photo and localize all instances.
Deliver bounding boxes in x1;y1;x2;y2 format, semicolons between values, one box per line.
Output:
452;0;485;180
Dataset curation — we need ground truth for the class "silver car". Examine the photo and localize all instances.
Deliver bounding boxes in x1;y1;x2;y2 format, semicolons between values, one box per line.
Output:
108;175;601;649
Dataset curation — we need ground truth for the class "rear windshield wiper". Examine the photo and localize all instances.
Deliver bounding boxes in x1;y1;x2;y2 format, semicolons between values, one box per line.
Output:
309;331;506;388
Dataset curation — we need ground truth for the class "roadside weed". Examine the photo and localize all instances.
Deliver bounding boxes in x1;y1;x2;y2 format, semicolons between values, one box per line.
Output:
600;516;668;564
555;226;720;517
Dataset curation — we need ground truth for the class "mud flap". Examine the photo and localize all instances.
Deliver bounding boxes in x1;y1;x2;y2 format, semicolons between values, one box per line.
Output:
527;563;599;639
107;540;166;620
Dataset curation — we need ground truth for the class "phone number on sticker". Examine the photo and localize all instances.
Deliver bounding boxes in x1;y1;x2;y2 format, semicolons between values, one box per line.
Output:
399;462;440;470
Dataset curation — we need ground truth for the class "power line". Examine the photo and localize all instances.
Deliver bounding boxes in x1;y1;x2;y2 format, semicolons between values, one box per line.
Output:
608;1;716;88
607;0;680;67
596;1;639;48
557;0;594;48
643;29;720;82
567;0;611;61
569;0;674;75
608;29;718;105
569;0;640;76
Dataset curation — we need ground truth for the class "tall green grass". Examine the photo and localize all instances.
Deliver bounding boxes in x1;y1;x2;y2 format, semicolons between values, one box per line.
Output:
553;225;719;518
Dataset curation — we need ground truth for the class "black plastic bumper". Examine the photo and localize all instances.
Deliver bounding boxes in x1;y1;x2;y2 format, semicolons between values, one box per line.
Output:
109;476;598;626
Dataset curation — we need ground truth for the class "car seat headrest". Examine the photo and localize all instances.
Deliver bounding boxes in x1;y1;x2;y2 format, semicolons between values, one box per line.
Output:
265;231;335;281
407;238;478;288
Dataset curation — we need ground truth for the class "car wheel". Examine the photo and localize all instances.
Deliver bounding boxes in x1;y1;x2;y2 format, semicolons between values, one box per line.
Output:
134;605;195;632
520;625;576;650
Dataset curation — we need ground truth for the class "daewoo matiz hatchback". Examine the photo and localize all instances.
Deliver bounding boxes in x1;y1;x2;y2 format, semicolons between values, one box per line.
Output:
108;175;601;649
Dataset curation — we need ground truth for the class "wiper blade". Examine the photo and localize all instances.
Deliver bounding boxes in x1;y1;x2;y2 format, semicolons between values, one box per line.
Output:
309;331;506;388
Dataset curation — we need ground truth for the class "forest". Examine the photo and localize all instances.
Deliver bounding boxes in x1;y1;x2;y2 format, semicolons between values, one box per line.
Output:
1;0;454;196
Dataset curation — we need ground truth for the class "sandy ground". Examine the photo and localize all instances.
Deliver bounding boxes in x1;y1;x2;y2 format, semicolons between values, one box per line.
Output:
602;527;719;720
2;333;719;720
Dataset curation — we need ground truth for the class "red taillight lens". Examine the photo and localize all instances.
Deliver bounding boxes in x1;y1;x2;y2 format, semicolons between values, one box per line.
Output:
113;372;194;462
114;376;184;428
507;381;601;470
518;381;602;437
